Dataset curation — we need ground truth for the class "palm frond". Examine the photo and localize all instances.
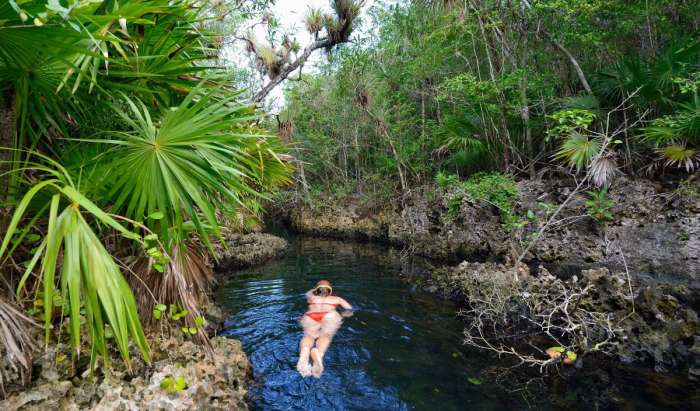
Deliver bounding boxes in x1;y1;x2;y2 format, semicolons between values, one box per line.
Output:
659;144;698;172
0;294;38;396
589;154;621;187
0;155;150;371
554;132;602;171
91;85;287;251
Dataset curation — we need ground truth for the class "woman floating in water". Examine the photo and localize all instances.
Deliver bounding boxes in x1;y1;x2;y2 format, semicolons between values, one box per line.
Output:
297;280;353;378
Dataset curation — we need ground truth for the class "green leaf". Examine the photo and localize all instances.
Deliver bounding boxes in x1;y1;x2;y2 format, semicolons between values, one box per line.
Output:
467;377;482;385
24;234;41;243
188;327;197;335
160;377;173;390
194;316;204;327
174;376;187;391
153;309;162;319
148;211;164;220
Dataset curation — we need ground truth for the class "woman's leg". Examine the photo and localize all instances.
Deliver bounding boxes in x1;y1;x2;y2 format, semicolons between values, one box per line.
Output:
297;335;315;377
311;313;342;377
315;335;333;357
310;346;324;377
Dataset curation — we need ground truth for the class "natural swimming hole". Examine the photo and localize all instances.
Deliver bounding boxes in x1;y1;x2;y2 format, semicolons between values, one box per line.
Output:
215;236;513;410
215;236;692;411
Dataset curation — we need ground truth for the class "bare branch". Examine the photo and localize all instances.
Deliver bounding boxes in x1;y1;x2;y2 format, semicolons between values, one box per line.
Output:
249;1;366;103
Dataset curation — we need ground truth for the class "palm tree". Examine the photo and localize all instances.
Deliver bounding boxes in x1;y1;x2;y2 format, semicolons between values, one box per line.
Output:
0;0;292;383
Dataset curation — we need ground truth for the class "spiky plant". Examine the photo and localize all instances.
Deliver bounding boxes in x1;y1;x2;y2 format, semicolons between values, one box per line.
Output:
658;144;698;171
0;154;150;370
643;90;700;172
589;154;621;187
127;242;212;332
305;7;324;36
554;133;603;171
258;46;279;73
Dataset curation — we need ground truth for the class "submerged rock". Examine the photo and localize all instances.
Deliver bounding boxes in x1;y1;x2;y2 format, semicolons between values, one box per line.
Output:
216;233;288;271
0;335;251;411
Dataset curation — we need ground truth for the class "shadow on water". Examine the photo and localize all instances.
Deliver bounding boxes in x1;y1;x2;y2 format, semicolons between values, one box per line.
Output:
216;237;518;411
215;236;697;411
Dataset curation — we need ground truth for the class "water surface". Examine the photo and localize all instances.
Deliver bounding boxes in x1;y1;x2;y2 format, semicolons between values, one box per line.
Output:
216;236;695;411
216;237;515;410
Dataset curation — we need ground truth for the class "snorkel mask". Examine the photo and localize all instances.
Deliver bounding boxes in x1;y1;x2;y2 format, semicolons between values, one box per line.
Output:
314;281;333;295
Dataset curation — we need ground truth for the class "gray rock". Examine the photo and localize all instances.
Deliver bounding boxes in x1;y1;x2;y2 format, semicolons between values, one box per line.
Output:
0;336;251;411
216;233;288;270
285;177;700;286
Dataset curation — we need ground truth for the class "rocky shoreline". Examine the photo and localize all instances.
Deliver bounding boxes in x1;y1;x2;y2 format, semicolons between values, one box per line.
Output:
217;232;289;271
0;332;252;411
0;232;292;411
280;177;699;286
273;177;700;377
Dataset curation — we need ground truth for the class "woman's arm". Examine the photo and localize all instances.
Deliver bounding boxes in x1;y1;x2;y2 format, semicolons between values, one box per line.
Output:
335;297;353;311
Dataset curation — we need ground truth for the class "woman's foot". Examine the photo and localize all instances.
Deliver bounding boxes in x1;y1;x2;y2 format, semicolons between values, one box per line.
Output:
296;358;312;377
297;346;312;377
310;348;324;378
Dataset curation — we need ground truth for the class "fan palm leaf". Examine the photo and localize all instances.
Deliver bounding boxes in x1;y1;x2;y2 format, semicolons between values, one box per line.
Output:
554;132;602;171
0;153;150;370
89;85;282;251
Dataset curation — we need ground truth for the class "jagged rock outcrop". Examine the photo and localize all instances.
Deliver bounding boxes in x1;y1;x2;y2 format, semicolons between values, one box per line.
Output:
285;177;700;285
418;261;699;377
0;336;251;411
216;233;288;271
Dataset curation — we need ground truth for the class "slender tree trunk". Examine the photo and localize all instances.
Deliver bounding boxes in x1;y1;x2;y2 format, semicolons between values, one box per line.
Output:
354;125;361;183
1;89;15;233
474;5;510;169
421;89;426;140
360;107;407;192
519;4;535;178
1;90;15;191
549;37;593;95
520;0;593;95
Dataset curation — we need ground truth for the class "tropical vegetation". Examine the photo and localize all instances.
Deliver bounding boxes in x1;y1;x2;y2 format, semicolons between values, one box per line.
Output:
282;0;700;197
2;0;700;399
0;0;291;387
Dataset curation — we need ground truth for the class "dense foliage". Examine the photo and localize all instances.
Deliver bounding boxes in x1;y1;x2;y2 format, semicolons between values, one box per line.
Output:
0;0;291;378
283;0;700;195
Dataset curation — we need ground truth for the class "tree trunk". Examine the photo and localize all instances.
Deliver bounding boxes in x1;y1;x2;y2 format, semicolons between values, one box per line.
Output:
1;89;15;233
520;0;593;95
473;5;510;169
549;37;593;95
1;90;15;193
519;4;535;178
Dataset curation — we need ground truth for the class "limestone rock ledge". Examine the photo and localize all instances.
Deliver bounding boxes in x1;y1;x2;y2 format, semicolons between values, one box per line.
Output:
216;233;288;271
0;336;251;411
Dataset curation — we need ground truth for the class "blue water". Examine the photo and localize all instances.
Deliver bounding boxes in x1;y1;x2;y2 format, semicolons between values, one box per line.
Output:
216;237;515;411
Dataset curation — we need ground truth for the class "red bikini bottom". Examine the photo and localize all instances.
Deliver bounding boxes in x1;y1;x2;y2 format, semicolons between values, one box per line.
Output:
305;311;330;322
